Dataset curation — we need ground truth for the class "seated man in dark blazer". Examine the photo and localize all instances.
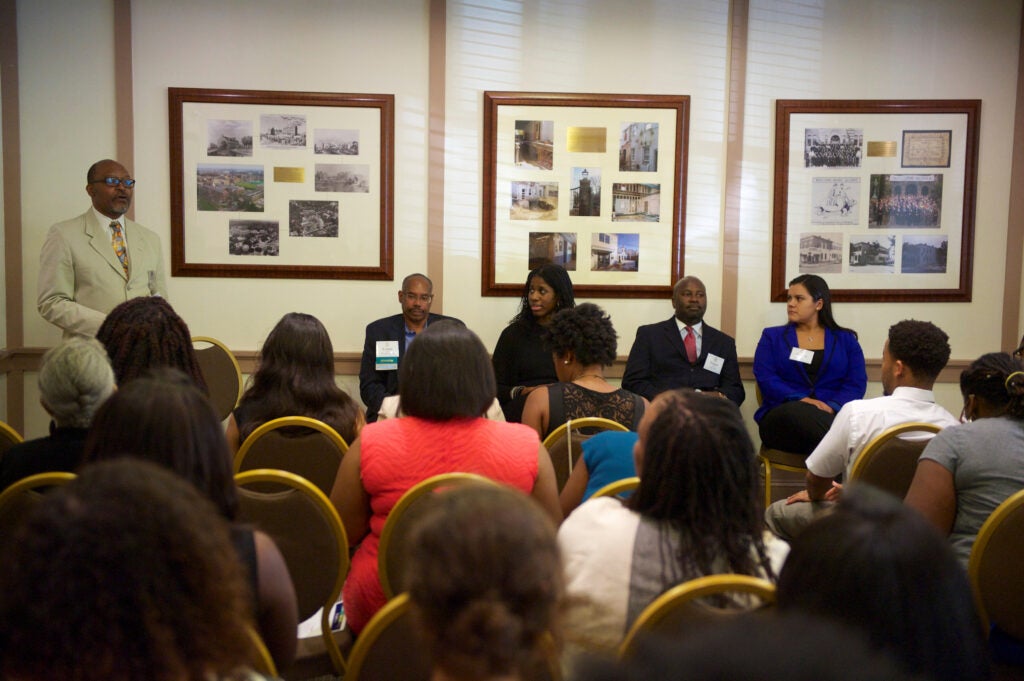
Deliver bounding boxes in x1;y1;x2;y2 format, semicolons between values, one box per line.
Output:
622;276;744;405
359;273;460;422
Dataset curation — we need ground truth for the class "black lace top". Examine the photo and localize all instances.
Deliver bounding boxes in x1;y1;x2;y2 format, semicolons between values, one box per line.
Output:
546;382;645;439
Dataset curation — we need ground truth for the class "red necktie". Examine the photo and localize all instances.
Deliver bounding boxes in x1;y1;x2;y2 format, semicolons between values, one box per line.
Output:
684;326;697;364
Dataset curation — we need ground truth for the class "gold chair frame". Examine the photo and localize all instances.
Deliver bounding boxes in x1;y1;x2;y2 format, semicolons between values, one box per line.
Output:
542;417;629;490
847;421;940;497
191;336;243;421
590;476;640;499
968;487;1024;638
234;416;349;495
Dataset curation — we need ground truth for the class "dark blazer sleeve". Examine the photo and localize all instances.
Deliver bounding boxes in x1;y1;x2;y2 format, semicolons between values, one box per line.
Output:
702;326;745;406
359;317;401;421
621;325;658;400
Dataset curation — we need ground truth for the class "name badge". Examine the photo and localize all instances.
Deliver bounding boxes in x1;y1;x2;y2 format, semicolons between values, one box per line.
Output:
789;347;814;364
376;340;399;371
703;353;725;375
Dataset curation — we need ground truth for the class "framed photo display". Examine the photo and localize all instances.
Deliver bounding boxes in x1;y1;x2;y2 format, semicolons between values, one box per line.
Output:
772;99;980;302
482;92;690;298
169;87;394;279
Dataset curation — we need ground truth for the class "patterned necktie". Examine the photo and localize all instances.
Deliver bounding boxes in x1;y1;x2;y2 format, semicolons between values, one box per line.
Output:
110;221;129;277
684;326;697;364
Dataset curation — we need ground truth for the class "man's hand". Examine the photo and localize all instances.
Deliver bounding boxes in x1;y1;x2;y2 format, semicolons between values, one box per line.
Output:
824;481;843;502
785;490;811;505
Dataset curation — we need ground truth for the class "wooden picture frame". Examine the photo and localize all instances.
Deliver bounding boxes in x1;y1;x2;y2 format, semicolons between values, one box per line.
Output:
483;91;690;298
772;99;980;302
169;87;394;280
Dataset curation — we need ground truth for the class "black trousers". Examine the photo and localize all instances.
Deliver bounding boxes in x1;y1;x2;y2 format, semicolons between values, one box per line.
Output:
758;399;835;456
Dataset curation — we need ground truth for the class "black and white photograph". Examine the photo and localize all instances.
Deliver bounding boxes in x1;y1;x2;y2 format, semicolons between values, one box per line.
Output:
591;233;639;272
799;232;843;274
196;164;264;212
901;235;948;273
260;114;307;149
868;174;942;228
528;232;576;270
315;164;370;193
611;183;660;222
229;220;279;256
515;120;554;169
810;177;859;225
288;200;339;238
207;119;253;157
569;167;601;217
804;128;863;167
314;128;359;155
619;122;659;172
849;235;896;273
511;182;559;220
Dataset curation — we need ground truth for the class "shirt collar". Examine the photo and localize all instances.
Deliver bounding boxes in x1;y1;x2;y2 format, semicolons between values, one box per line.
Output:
889;386;936;402
675;318;703;335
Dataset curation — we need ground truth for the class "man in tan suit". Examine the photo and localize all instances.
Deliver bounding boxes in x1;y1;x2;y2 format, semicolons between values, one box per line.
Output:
38;159;168;338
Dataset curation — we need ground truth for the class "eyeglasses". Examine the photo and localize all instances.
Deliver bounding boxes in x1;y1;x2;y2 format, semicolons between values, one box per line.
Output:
91;177;137;188
403;292;434;303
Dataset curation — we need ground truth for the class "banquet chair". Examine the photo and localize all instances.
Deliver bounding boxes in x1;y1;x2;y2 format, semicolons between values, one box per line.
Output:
848;421;941;499
192;336;243;421
0;471;76;557
245;625;278;678
542;417;628;491
619;573;777;659
591;476;640;500
234;416;348;496
0;419;24;461
377;472;497;600
968;487;1024;639
235;469;350;675
754;384;808;508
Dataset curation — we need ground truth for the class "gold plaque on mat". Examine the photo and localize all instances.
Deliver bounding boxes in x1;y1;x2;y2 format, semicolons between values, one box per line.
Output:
567;127;607;153
274;167;305;183
866;141;897;157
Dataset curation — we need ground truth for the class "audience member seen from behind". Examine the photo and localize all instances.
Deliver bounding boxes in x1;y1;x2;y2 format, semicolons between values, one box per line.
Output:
558;389;787;655
0;338;115;492
753;274;866;455
0;459;271;681
331;320;562;635
778;486;990;681
905;352;1024;564
522;302;647;440
407;485;563;681
95;295;207;391
493;264;575;422
226;312;364;453
559;429;639;518
82;368;298;671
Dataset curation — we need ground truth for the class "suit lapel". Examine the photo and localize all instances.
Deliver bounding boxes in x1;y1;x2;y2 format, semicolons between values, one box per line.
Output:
661;318;689;362
86;213;128;280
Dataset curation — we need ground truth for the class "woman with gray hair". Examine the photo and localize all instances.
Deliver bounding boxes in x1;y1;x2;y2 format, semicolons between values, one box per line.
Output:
0;337;115;491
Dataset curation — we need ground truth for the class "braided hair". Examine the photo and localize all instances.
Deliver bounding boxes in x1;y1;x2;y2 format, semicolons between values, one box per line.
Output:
960;352;1024;420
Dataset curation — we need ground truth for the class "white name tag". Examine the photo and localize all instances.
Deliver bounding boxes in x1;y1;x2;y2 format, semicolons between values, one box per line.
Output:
703;353;725;374
376;340;400;371
789;347;814;364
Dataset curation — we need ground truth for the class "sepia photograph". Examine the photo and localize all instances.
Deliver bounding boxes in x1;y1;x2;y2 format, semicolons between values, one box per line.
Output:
207;119;253;157
514;120;554;169
315;164;370;193
619;122;659;172
901;235;948;273
810;177;859;225
612;183;660;222
528;232;576;270
849;234;896;273
591;233;639;272
229;220;279;256
569;167;601;217
314;128;359;155
799;232;843;274
868;174;942;228
288;200;339;237
260;114;307;149
804;127;863;167
902;130;951;168
196;164;264;212
511;182;559;220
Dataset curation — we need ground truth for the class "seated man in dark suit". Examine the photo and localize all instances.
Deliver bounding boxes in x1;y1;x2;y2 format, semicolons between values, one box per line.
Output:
0;338;116;492
359;273;460;422
622;276;744;405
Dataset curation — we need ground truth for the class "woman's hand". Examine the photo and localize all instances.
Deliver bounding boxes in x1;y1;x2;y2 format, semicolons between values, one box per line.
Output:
800;397;834;414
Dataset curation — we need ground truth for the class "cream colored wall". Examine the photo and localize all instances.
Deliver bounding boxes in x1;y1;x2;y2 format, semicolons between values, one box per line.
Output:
10;0;1020;437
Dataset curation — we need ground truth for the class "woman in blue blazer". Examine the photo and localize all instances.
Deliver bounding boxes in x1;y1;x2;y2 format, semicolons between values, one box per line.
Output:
754;275;866;455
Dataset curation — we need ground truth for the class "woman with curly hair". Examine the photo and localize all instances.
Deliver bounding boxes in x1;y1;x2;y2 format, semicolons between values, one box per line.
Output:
522;303;646;440
905;351;1024;565
226;312;364;451
0;459;270;681
492;263;576;422
407;485;563;681
95;295;207;391
558;389;786;654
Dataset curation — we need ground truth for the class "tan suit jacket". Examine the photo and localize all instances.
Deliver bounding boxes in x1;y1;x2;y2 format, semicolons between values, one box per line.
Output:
37;209;168;338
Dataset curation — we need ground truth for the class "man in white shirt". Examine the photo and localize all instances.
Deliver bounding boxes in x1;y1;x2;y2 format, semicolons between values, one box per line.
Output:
765;319;959;541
